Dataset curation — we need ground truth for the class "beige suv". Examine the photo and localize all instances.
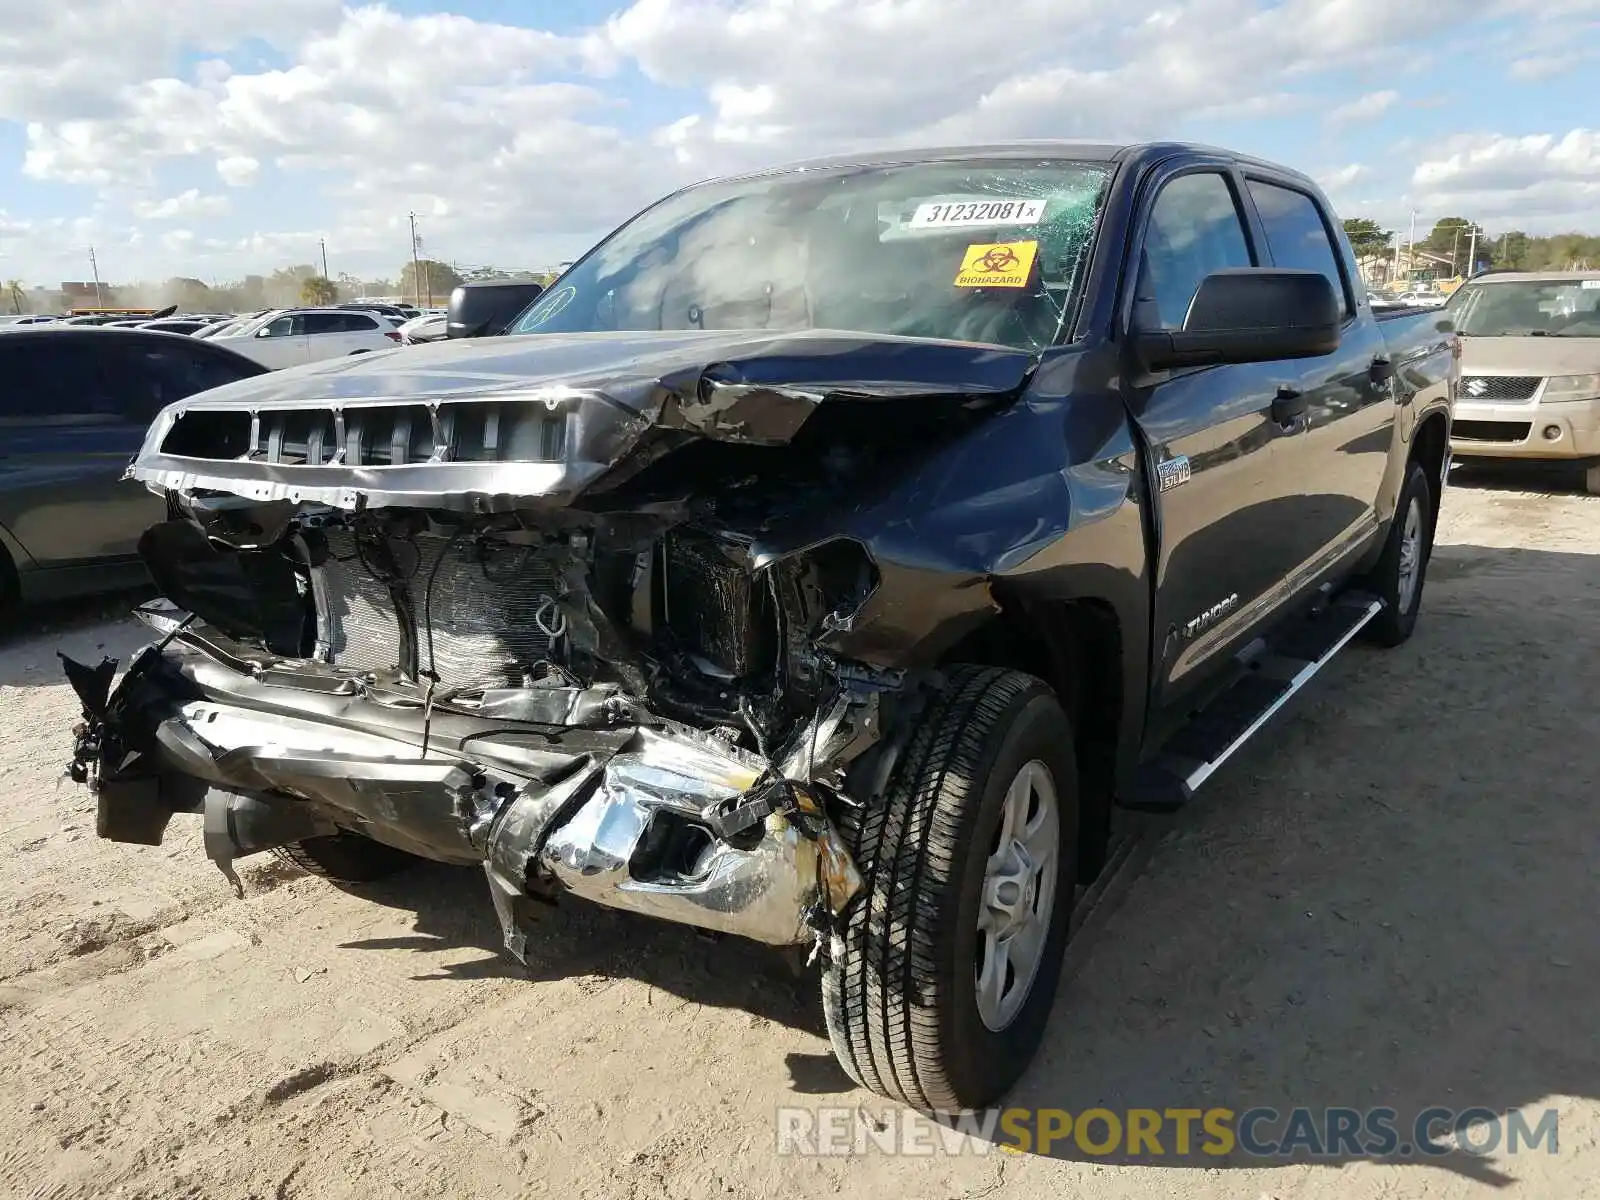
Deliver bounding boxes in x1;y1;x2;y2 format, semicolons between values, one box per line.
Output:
1443;271;1600;493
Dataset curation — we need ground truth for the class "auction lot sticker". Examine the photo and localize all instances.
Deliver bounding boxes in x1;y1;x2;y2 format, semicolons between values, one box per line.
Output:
954;241;1039;288
911;199;1046;228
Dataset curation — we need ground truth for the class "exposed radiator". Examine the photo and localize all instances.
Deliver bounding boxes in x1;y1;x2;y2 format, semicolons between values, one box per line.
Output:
319;529;562;691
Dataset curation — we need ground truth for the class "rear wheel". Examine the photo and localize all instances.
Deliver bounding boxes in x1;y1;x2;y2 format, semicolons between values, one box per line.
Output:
822;666;1078;1111
1585;462;1600;497
273;832;417;882
1364;461;1434;647
0;545;17;612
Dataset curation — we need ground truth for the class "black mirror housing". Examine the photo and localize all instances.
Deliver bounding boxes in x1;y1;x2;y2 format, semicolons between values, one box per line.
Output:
1137;268;1341;371
447;280;548;339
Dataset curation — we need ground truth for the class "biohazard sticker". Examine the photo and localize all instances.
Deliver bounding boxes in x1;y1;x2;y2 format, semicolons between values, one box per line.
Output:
954;241;1038;288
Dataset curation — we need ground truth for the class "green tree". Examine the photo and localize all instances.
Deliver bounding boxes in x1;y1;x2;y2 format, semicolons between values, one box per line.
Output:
1421;217;1470;255
399;259;464;305
1491;231;1530;270
4;280;26;314
1419;218;1493;274
1341;218;1393;266
300;275;338;306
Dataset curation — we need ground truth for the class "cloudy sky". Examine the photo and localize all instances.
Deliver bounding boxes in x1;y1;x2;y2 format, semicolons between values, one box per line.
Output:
1;0;1596;286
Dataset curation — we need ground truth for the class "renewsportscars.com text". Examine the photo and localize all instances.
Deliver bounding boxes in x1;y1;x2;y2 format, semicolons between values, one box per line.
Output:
775;1105;1560;1159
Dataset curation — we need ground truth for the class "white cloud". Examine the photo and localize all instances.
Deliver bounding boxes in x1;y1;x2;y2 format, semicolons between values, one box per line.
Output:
216;156;260;187
133;190;231;220
1413;130;1600;227
1320;164;1369;189
0;0;1595;280
14;5;659;276
1326;89;1398;126
0;1;341;122
606;0;1508;171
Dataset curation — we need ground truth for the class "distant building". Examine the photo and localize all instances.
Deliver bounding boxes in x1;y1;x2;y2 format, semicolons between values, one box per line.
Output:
59;281;119;307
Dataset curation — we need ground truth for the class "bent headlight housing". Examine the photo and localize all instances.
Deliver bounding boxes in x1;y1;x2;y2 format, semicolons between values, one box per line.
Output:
1543;373;1600;400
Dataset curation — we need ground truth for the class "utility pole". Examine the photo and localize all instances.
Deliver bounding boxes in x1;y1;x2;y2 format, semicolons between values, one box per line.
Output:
1467;225;1479;277
88;245;104;307
408;212;431;307
320;238;330;279
1403;208;1419;285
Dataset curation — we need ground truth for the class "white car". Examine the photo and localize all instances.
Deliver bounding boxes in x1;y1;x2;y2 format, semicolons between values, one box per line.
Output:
396;312;448;344
208;308;400;368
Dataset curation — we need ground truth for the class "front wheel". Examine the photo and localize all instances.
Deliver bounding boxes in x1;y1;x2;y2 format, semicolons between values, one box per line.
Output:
1363;460;1435;647
821;666;1078;1111
1585;462;1600;496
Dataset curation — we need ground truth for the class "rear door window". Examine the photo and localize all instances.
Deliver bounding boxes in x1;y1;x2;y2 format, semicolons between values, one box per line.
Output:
303;312;374;335
1246;181;1353;317
96;340;263;423
0;338;121;422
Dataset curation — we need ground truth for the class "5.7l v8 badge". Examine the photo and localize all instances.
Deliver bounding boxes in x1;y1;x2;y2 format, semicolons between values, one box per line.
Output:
1157;454;1192;492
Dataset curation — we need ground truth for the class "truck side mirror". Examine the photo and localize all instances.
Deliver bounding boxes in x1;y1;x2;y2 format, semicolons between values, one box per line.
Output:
447;282;547;339
1136;268;1341;371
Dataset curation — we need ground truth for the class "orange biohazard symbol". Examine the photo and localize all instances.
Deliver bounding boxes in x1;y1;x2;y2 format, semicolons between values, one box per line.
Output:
976;245;1021;273
954;241;1038;289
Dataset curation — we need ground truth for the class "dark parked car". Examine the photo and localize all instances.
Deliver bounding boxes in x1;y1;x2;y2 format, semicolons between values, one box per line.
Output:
65;141;1454;1110
135;319;212;336
0;328;267;606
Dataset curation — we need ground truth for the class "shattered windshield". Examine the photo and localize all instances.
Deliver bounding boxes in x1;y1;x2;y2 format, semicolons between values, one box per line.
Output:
1446;280;1600;337
513;159;1114;352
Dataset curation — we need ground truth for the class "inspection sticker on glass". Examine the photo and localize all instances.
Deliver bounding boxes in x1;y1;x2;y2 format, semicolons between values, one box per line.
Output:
911;199;1046;229
954;241;1039;288
1582;279;1600;289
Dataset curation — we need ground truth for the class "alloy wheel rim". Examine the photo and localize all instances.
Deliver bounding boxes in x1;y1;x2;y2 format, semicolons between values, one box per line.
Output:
976;760;1060;1033
1396;496;1424;613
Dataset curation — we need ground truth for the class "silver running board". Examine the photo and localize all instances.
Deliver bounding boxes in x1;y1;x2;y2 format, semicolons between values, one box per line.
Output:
1183;598;1382;793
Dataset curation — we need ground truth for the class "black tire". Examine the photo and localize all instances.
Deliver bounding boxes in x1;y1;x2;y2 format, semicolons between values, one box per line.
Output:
272;832;416;882
0;545;17;611
821;666;1078;1111
1585;463;1600;497
1363;460;1435;647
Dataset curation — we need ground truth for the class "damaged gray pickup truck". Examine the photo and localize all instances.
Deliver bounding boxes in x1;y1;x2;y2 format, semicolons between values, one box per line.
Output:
63;141;1455;1112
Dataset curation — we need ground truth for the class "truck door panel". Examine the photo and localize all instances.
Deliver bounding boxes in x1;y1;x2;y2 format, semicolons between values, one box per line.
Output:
0;338;153;567
1123;167;1310;720
1242;178;1395;581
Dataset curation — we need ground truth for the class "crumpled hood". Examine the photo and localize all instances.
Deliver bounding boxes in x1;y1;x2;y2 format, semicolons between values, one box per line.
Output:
129;328;1036;512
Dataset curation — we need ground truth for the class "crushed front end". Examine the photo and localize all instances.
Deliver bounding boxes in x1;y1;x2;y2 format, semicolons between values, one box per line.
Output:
62;332;1028;958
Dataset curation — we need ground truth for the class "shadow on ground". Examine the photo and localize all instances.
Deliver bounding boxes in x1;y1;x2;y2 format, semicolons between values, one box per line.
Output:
0;590;153;689
1448;459;1594;496
332;859;828;1041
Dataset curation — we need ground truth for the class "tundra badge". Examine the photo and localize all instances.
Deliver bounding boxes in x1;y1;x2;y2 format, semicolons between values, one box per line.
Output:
1182;593;1240;639
1157;454;1192;492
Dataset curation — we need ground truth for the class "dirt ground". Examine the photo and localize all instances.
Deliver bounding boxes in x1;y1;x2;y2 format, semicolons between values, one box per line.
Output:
0;463;1596;1199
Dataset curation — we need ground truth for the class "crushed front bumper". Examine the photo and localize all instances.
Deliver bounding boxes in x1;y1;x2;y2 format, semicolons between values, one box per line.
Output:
65;619;864;954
